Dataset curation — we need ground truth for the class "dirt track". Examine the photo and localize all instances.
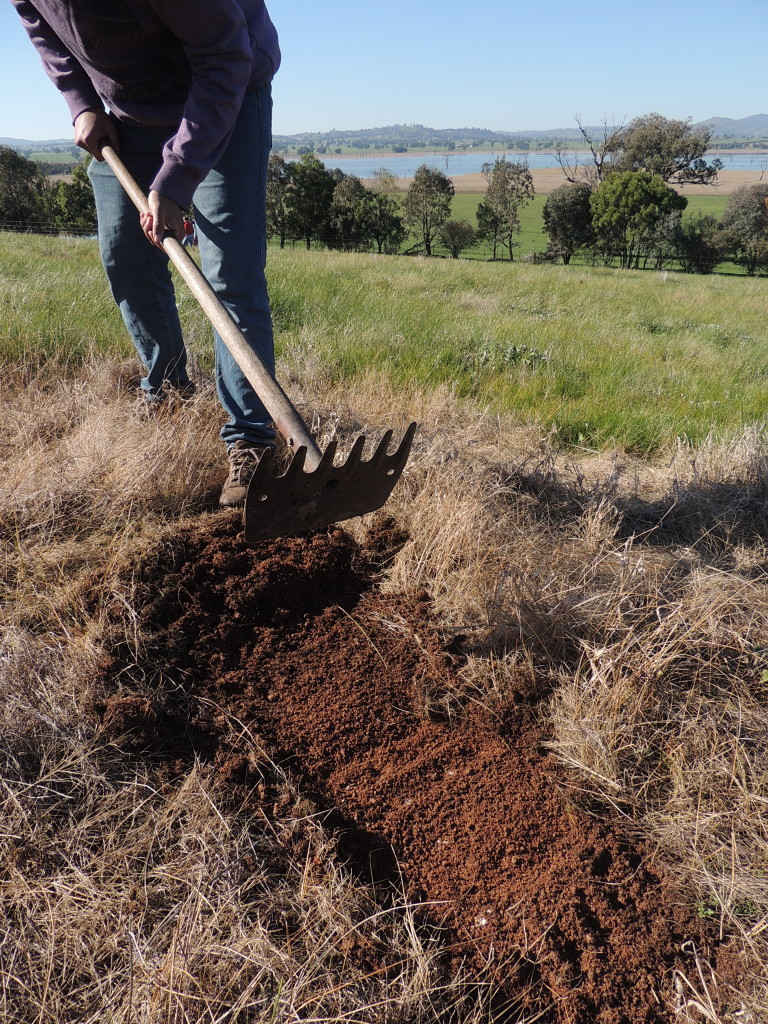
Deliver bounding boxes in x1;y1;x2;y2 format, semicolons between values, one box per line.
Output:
100;518;717;1022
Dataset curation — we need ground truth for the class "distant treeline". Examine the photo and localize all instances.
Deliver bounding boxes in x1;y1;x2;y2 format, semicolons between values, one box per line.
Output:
0;145;96;234
266;116;768;277
272;117;768;155
4;115;768;276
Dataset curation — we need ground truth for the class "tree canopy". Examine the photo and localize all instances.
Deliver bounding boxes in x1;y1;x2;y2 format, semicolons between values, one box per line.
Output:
721;184;768;275
438;219;476;258
476;158;534;260
608;113;723;186
402;165;454;256
0;145;52;226
542;181;594;263
285;152;337;249
590;170;687;268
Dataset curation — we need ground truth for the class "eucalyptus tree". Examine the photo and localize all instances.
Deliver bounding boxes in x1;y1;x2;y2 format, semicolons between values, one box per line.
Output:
721;184;768;275
329;173;370;250
476;157;534;260
438;219;476;258
590;170;687;268
608;113;722;187
266;152;293;248
0;145;53;227
402;164;454;256
542;181;594;263
286;152;337;249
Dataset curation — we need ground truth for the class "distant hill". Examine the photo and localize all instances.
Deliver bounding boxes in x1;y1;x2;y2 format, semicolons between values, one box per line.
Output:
272;123;584;151
5;114;768;156
272;116;768;151
698;114;768;137
0;137;72;147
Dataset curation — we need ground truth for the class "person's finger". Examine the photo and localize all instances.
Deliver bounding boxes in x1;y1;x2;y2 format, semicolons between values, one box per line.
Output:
140;210;160;249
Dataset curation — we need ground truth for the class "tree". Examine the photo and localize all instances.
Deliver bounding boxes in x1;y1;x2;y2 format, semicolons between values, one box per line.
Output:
554;117;622;188
542;181;594;263
285;152;337;249
55;160;96;233
721;184;768;275
402;164;454;256
356;171;406;254
0;145;53;226
266;153;292;248
329;174;370;250
642;212;686;271
438;219;476;258
590;170;687;268
475;158;533;260
608;113;722;187
674;212;732;275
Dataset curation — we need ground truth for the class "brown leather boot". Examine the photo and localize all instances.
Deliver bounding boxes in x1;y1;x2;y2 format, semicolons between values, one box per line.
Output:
219;441;271;507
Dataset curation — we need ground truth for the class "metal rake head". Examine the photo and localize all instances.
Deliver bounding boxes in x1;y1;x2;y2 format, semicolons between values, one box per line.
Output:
244;422;417;543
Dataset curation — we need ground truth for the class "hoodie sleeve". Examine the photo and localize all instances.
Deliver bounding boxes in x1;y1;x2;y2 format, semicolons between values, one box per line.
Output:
10;0;104;124
146;0;267;209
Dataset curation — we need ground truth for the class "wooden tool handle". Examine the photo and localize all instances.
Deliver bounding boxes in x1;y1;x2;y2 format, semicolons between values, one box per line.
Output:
100;145;323;469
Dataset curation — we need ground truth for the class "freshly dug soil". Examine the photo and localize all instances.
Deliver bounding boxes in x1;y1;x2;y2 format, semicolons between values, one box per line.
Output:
99;517;714;1023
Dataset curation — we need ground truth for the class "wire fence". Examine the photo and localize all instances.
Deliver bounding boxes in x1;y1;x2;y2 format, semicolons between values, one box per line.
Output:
2;220;764;276
0;220;96;237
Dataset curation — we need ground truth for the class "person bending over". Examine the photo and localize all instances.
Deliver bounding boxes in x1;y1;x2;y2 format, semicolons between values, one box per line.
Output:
12;0;281;506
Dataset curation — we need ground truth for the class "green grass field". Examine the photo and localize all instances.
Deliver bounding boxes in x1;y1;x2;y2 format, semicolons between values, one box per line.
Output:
4;231;768;455
448;192;732;260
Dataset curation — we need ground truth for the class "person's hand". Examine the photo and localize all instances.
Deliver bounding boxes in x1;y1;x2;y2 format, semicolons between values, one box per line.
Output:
73;109;119;160
140;190;185;249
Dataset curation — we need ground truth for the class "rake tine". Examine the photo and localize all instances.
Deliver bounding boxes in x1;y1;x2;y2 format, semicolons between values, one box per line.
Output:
314;437;339;476
367;429;395;470
392;422;417;465
281;444;309;485
245;447;276;499
344;433;367;469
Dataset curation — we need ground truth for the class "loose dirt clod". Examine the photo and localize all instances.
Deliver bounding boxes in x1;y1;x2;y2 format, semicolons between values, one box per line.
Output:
100;517;716;1023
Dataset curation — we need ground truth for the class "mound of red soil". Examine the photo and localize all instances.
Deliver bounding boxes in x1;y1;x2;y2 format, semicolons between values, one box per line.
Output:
101;518;714;1023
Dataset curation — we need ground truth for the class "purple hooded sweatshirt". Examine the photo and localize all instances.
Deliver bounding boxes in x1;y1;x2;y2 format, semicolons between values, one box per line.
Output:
10;0;280;209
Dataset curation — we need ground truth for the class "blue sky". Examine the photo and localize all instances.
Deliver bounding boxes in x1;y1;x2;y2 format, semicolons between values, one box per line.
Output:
0;0;765;141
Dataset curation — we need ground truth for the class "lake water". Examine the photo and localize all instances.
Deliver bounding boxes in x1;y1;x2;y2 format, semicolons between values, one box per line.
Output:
306;151;768;179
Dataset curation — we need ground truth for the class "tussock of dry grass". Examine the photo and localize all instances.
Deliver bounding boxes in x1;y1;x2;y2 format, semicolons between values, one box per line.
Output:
3;356;768;1020
0;359;513;1022
2;740;474;1022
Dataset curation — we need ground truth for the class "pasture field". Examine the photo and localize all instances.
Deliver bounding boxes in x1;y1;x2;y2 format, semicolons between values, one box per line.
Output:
5;233;768;455
267;246;768;454
2;232;768;1022
448;192;734;260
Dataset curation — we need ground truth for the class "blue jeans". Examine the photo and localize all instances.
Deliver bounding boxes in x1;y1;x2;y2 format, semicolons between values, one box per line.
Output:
88;86;276;448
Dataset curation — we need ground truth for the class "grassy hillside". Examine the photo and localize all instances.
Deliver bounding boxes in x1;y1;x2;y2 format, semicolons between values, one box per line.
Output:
268;247;768;454
4;233;768;455
2;231;768;1021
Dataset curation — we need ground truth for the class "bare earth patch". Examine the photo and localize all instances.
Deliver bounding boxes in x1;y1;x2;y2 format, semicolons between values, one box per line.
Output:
98;518;719;1023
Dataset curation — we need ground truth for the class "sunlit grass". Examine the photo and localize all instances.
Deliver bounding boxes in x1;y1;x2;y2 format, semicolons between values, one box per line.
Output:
3;232;768;454
266;247;768;453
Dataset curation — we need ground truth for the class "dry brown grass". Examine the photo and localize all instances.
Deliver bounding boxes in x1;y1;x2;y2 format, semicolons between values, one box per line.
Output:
0;359;516;1022
2;355;768;1021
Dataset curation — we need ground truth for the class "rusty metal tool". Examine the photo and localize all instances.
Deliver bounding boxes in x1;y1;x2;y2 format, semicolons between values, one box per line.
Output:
101;145;416;543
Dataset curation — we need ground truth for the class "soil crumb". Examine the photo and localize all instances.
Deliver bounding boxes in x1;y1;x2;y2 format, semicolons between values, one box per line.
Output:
100;518;714;1023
